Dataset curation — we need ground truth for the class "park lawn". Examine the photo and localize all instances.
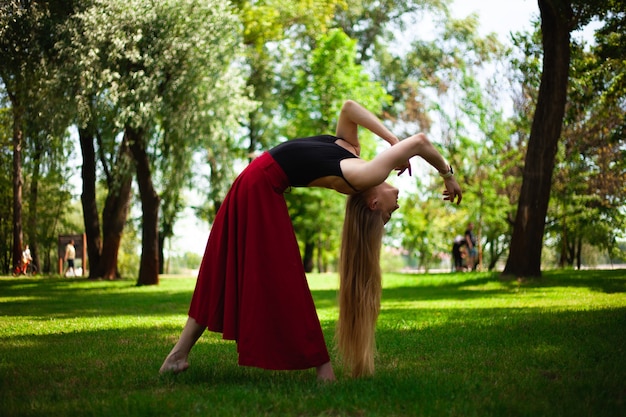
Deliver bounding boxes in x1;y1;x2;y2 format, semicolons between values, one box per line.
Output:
0;269;624;417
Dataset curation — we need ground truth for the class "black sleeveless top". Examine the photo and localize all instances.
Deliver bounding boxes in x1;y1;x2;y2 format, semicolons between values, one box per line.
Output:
268;135;359;190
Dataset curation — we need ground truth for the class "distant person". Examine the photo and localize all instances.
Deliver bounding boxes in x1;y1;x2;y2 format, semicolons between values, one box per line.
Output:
64;240;76;277
465;223;478;271
22;245;32;266
15;244;33;275
452;235;465;272
160;100;462;382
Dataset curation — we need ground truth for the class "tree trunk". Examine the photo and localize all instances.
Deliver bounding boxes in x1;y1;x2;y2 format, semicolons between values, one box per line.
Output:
303;240;314;273
158;231;165;275
503;0;573;278
128;126;160;286
27;140;41;273
11;101;24;268
576;235;582;270
79;127;102;278
98;134;133;280
567;234;576;266
558;223;567;267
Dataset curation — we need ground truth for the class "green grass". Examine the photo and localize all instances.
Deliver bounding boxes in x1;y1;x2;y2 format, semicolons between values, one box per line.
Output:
1;269;625;417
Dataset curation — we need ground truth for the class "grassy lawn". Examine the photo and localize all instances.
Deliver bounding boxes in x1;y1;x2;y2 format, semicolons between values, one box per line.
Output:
0;269;625;417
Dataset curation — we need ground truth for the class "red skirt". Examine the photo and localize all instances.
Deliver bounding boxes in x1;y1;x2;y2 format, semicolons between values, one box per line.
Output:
188;152;330;370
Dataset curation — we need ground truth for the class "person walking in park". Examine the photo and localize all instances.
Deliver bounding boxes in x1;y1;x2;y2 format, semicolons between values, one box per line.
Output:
465;222;478;271
64;240;76;277
160;100;462;381
452;235;466;272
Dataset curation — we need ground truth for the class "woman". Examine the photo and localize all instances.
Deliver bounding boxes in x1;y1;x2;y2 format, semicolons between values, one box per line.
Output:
160;100;462;381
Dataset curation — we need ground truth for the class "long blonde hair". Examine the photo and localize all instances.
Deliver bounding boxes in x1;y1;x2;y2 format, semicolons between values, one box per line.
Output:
336;190;385;378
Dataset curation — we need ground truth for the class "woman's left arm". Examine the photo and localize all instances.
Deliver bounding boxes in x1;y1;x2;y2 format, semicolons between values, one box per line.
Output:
342;132;462;204
335;100;399;154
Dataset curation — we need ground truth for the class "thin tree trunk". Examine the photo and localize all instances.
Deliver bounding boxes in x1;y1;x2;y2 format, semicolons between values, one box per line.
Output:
98;134;133;280
576;235;582;270
303;240;314;273
559;223;568;267
158;231;165;275
26;140;42;273
11;100;24;268
207;156;224;222
503;0;573;278
568;234;576;266
128;126;160;286
79;127;102;278
99;188;130;280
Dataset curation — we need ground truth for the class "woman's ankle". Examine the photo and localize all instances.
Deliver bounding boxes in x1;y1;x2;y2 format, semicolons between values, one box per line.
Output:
316;361;336;382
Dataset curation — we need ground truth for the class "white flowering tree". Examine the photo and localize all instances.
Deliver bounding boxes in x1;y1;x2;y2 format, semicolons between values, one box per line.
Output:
65;0;252;284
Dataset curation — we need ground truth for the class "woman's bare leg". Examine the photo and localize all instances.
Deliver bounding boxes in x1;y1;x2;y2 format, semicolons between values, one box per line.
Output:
160;316;206;374
316;361;336;382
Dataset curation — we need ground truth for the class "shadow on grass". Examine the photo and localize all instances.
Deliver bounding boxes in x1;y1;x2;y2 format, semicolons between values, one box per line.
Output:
0;277;194;318
1;304;624;417
521;268;626;293
384;269;626;301
382;275;506;302
1;270;624;320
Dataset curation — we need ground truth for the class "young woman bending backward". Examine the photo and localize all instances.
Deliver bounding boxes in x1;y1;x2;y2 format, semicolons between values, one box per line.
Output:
160;100;462;381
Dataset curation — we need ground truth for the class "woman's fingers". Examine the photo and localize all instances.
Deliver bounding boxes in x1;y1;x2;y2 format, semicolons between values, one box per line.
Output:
443;181;462;204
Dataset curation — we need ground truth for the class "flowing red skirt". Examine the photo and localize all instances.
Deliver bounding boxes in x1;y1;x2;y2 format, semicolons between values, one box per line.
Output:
188;152;330;370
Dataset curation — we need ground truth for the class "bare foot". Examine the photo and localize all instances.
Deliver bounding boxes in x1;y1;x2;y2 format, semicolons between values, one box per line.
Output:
316;361;336;382
159;351;189;374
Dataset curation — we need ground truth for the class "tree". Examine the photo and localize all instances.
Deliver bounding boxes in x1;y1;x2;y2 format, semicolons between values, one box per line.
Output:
0;0;77;273
504;0;625;277
503;0;575;278
59;0;139;280
64;0;248;284
22;104;74;274
0;104;12;273
0;1;45;270
548;7;626;268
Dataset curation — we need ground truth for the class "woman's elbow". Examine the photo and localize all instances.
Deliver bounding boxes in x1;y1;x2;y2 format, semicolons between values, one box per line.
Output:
414;132;428;144
410;132;431;150
341;100;357;113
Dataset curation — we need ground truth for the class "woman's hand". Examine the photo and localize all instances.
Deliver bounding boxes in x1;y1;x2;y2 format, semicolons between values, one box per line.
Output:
395;160;412;176
443;177;462;204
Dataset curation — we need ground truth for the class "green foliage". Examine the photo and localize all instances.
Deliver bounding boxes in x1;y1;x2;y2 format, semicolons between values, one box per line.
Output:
385;11;517;272
282;28;391;271
117;221;140;278
233;0;345;170
336;0;449;63
164;251;203;274
1;270;625;416
239;0;342;49
71;0;249;146
285;29;390;142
